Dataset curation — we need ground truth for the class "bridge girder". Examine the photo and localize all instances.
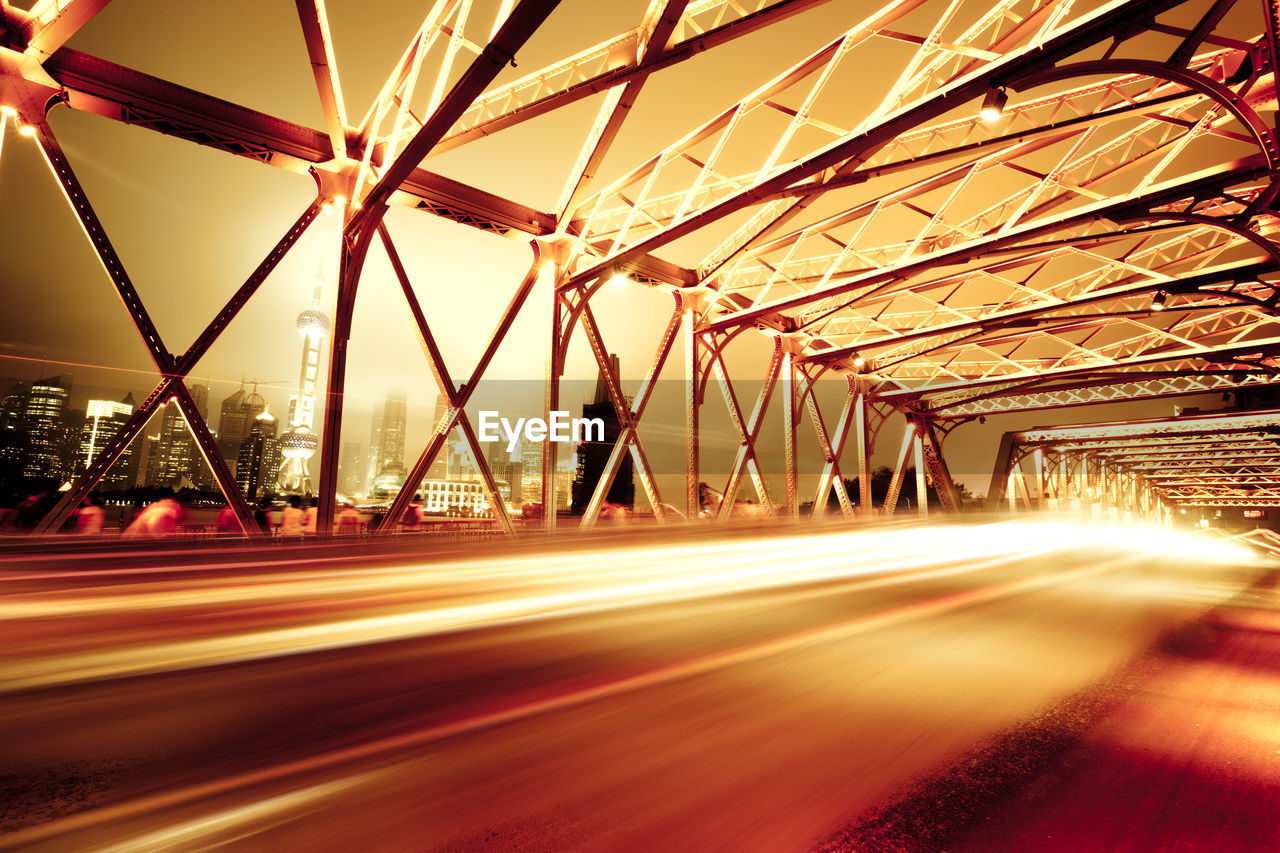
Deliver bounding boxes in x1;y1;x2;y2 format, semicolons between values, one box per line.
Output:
5;0;1280;529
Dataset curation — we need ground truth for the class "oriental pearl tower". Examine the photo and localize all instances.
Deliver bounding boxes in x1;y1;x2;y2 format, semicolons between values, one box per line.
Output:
277;280;330;494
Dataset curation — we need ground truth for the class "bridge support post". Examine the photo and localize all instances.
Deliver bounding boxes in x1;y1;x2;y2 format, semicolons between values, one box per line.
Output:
684;301;702;521
855;391;871;516
1032;448;1046;510
912;430;927;518
781;341;800;520
542;269;568;532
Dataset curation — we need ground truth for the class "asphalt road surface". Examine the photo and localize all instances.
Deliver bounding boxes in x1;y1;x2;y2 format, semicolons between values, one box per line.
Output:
0;520;1265;851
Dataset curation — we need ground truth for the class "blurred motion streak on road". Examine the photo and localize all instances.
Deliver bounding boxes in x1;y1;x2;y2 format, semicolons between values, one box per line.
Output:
0;520;1267;851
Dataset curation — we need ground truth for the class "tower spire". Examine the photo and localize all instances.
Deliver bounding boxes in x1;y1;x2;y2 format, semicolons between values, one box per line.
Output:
276;279;330;495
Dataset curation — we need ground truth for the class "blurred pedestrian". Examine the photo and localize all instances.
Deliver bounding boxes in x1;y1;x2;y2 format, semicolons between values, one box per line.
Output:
303;497;318;537
215;505;240;535
280;494;305;538
600;502;629;524
74;497;105;535
401;494;423;533
14;491;51;531
0;494;19;534
123;498;182;537
336;502;361;535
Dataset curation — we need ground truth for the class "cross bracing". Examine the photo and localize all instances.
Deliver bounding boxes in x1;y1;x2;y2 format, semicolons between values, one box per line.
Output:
4;0;1280;531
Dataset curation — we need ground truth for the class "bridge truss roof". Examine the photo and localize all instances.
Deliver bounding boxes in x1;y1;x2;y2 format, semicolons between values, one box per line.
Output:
3;0;1280;423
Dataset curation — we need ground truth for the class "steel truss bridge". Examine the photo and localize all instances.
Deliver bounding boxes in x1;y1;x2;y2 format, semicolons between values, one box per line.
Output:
5;0;1280;534
990;407;1280;519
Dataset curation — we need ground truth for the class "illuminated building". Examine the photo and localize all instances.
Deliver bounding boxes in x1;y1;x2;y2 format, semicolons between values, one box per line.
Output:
0;383;28;482
150;384;211;490
78;392;134;489
150;401;195;489
20;375;71;481
340;441;363;497
366;405;382;490
518;436;541;509
216;385;268;474
513;436;572;512
236;405;280;503
417;479;490;516
556;445;575;512
370;392;407;495
277;283;329;495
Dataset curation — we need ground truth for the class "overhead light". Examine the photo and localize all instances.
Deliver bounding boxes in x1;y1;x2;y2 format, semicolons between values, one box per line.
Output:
1151;290;1169;311
17;124;36;137
334;194;347;206
610;271;629;287
980;88;1008;122
851;353;866;370
0;105;16;117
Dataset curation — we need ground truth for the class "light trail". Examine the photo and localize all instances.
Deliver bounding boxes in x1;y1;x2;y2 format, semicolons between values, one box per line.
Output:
0;520;1267;851
2;521;1240;690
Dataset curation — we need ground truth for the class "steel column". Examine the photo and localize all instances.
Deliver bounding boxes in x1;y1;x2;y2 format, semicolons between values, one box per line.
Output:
855;392;870;514
316;215;379;533
543;276;566;530
781;342;799;519
913;430;927;518
684;303;702;520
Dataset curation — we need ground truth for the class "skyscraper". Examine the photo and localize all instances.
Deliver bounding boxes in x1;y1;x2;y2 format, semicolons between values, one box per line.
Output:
21;375;71;481
0;382;28;484
340;440;363;497
79;392;135;489
556;445;575;512
217;386;268;473
131;416;163;488
278;282;329;495
518;436;541;509
57;406;86;483
236;406;280;503
370;392;407;495
151;400;198;489
147;384;212;490
366;402;382;491
189;383;210;421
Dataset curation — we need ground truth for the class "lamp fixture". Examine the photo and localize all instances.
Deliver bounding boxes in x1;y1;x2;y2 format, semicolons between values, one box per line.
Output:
980;87;1008;122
